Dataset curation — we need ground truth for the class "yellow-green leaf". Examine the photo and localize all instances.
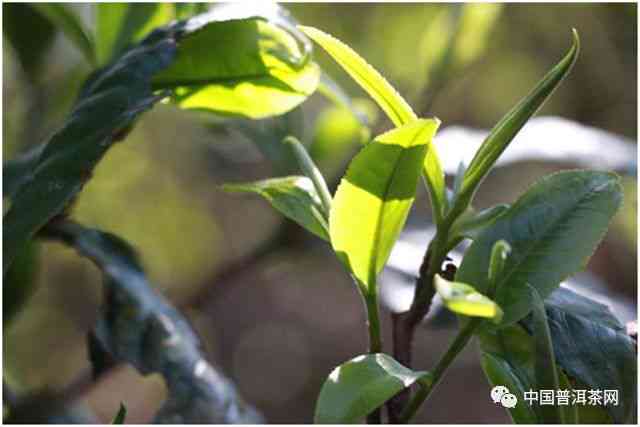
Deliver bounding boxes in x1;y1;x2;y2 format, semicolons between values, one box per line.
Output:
153;18;320;119
300;25;447;224
330;119;439;293
299;25;415;127
434;274;503;322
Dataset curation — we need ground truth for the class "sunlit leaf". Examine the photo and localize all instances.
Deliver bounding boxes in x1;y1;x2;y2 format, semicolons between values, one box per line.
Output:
434;274;502;321
153;18;320;119
299;25;415;127
456;170;622;325
315;353;429;424
299;25;447;225
32;3;95;66
330;119;439;293
222;176;329;241
96;3;175;65
454;30;580;214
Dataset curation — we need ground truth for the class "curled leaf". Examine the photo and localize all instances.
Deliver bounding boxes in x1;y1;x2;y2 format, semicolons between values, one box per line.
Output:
434;274;502;322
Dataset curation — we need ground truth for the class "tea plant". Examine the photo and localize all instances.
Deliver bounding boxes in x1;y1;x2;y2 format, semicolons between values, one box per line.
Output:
4;3;636;424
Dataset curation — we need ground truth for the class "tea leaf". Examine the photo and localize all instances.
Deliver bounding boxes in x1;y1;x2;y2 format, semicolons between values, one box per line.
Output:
330;119;439;293
434;274;502;322
456;170;622;325
315;353;429;423
480;352;538;423
3;32;177;274
223;176;329;241
454;30;579;213
299;25;447;224
521;287;636;423
153;18;320;119
299;25;415;127
529;284;563;423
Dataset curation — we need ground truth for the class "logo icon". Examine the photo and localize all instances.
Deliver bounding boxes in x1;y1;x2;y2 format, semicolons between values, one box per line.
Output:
491;385;518;408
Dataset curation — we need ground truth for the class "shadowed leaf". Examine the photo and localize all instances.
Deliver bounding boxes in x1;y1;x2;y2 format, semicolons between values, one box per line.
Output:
456;170;622;325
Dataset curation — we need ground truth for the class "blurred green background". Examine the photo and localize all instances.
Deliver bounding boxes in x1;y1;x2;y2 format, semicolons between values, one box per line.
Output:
3;2;637;423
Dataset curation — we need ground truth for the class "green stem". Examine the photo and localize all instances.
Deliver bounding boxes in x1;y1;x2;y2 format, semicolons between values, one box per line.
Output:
365;291;383;424
398;318;481;423
365;292;383;354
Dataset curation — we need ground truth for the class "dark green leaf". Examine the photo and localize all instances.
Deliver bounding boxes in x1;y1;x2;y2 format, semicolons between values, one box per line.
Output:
454;30;579;214
222;176;329;241
330;119;439;293
112;403;126;424
153;17;319;119
96;3;175;65
521;286;636;423
529;284;563;423
3;30;177;274
42;221;262;423
314;353;429;423
456;170;622;325
32;3;95;66
480;352;538;423
3;144;45;200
